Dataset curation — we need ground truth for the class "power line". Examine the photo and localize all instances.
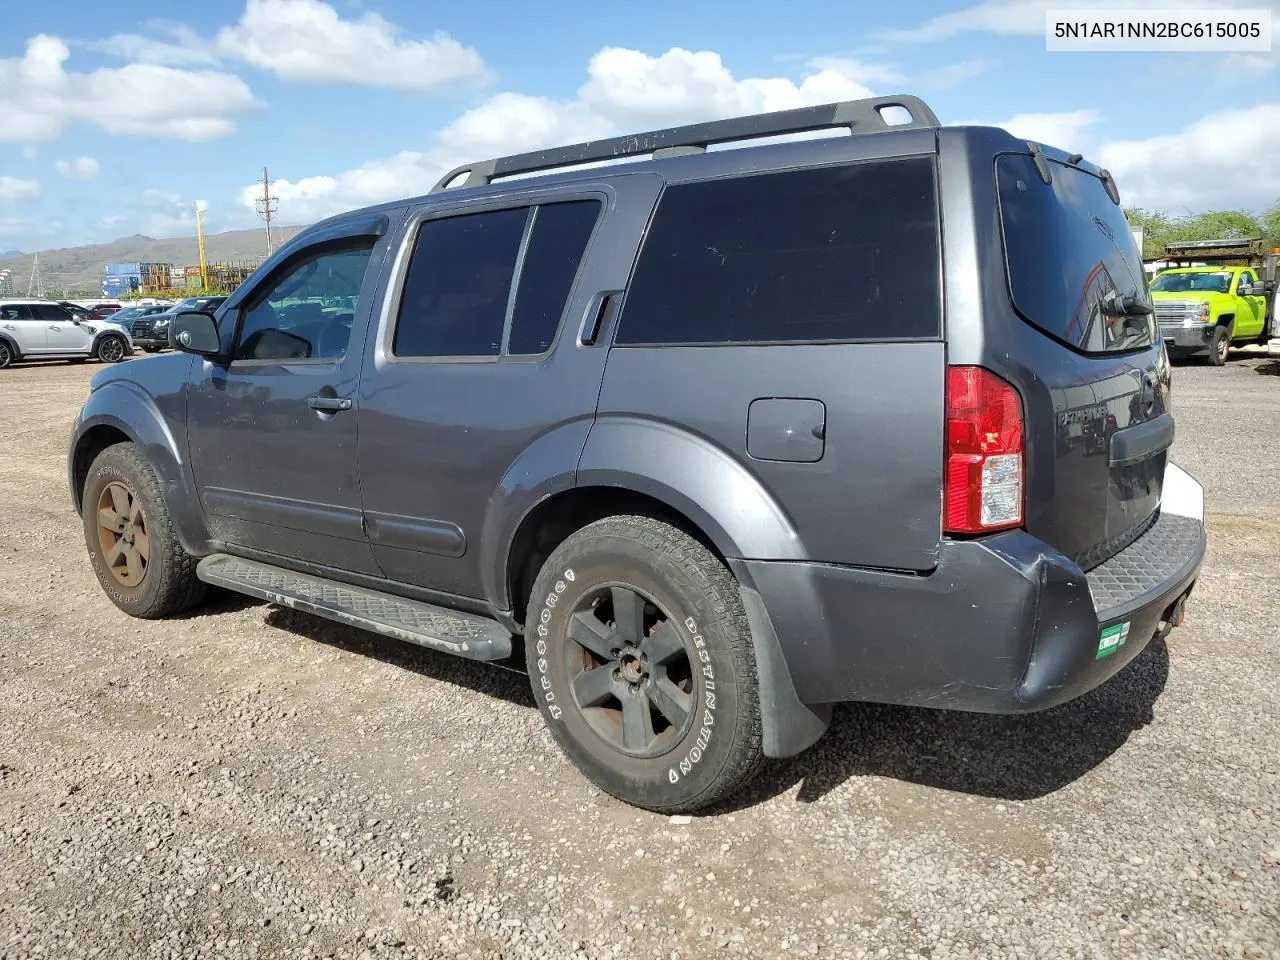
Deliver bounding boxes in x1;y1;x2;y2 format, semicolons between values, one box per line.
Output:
254;166;279;257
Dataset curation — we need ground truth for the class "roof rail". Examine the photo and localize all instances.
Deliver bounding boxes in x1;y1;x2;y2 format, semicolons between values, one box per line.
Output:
430;95;939;193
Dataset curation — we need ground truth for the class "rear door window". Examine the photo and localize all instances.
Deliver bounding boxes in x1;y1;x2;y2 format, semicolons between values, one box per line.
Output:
997;155;1154;354
616;158;941;346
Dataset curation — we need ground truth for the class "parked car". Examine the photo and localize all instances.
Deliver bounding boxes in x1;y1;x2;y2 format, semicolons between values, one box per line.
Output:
108;304;174;338
57;301;94;321
68;96;1205;812
0;299;133;367
130;296;227;351
87;303;123;322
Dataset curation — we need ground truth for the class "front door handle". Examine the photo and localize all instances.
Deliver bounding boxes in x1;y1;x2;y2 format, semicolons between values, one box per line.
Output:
307;395;353;412
48;325;61;331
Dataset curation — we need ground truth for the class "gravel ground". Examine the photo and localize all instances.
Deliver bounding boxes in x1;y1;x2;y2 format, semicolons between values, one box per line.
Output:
1;352;1278;960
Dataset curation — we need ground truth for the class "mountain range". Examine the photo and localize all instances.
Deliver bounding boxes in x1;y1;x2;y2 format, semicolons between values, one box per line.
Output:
0;226;306;296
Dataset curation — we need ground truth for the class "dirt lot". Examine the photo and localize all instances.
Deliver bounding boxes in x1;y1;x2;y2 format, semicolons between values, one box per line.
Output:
2;354;1278;960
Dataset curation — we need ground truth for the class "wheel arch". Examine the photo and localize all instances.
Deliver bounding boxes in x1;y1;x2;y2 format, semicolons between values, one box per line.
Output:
70;385;211;554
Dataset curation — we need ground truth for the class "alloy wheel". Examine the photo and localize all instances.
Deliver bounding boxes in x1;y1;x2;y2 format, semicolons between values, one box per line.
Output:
99;338;125;363
564;584;696;758
96;481;149;587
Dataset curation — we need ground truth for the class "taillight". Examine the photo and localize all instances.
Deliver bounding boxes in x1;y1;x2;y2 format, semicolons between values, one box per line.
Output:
944;366;1024;534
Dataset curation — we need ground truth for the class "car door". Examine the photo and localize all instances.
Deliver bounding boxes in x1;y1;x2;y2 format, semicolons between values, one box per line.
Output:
36;303;94;353
1237;270;1266;338
0;304;48;354
357;177;659;600
186;214;401;574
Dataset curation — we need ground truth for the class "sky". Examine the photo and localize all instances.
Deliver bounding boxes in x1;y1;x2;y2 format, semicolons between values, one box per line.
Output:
1;0;1279;252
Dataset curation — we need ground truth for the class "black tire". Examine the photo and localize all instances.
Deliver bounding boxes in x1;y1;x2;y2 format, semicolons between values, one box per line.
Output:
95;335;127;363
1207;325;1231;366
82;443;206;619
526;515;764;813
0;339;14;369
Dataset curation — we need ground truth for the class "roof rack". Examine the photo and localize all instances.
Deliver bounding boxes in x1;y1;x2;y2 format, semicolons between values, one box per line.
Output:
430;95;939;193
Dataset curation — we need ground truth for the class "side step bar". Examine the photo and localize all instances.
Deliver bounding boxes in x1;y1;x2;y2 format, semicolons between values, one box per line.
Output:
196;554;513;661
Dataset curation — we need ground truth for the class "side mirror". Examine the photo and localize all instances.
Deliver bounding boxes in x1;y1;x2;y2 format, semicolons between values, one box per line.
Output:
171;311;223;358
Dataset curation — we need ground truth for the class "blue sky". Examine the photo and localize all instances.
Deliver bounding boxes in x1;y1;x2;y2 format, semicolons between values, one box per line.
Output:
2;0;1278;253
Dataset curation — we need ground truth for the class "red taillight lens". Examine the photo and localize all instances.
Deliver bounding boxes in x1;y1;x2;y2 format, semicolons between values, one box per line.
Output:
944;366;1025;534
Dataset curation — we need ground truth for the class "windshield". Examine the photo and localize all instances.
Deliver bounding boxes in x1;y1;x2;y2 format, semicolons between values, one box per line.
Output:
1149;271;1232;293
997;154;1154;354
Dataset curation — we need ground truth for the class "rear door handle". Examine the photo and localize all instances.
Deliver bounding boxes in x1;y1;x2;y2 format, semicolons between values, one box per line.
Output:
307;395;353;412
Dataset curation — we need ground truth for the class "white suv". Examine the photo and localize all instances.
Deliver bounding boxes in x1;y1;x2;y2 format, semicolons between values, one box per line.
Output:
0;299;134;369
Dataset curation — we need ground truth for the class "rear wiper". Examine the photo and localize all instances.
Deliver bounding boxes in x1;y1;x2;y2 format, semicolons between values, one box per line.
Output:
1101;293;1153;317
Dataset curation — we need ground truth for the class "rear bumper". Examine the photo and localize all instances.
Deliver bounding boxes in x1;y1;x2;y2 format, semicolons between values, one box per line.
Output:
1268;338;1280;357
733;463;1205;714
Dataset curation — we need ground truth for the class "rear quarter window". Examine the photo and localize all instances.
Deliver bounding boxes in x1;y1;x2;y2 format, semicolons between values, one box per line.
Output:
997;155;1154;354
617;157;941;346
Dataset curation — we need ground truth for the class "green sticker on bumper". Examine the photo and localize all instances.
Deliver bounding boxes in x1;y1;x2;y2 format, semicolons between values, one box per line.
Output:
1097;622;1131;659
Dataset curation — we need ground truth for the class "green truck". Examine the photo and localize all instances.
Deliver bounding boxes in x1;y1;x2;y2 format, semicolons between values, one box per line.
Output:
1147;238;1278;365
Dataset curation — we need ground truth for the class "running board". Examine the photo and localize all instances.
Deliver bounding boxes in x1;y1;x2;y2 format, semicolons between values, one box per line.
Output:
196;554;513;661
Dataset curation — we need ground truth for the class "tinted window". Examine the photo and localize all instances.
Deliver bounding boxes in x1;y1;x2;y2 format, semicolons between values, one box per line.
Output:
617;159;940;346
394;208;528;358
236;242;374;362
998;155;1153;354
31;304;73;322
0;305;34;321
507;201;600;355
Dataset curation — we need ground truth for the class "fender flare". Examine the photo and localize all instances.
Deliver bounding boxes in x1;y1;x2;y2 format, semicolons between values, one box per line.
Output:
71;381;211;554
90;329;130;357
0;332;20;362
479;418;596;613
576;416;805;562
576;417;824;759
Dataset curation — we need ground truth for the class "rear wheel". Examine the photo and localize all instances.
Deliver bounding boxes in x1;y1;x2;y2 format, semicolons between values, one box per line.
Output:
82;443;205;619
95;335;127;363
0;340;13;369
1207;325;1231;366
526;515;764;812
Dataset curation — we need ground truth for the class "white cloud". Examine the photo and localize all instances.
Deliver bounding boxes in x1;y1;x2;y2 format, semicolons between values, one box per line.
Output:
54;156;100;180
215;0;490;93
0;177;41;203
1097;102;1280;211
966;108;1103;148
241;47;909;223
880;0;1263;41
92;23;219;67
0;35;260;142
21;146;37;161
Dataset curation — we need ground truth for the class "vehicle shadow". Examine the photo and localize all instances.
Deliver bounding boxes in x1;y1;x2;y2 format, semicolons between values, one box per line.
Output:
261;605;536;708
1255;360;1280;377
722;637;1170;809
249;599;1168;808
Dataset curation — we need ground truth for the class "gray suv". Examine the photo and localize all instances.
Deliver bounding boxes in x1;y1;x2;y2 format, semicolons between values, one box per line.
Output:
68;96;1206;812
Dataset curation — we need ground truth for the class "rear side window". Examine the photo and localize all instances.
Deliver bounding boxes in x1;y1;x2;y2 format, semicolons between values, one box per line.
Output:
394;199;600;359
616;158;941;346
997;155;1154;354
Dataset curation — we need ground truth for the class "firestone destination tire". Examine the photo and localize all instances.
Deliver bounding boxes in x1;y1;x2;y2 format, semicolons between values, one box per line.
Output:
526;515;764;812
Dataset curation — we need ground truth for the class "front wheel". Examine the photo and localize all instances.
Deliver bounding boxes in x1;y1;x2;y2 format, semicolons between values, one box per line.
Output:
82;443;206;618
1207;325;1231;366
526;515;764;812
95;335;127;363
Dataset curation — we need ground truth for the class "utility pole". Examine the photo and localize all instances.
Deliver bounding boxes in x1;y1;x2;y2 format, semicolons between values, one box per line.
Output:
26;253;44;298
254;166;278;257
196;204;209;293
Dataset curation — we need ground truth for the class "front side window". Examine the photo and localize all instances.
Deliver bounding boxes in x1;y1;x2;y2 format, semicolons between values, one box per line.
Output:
617;158;942;346
235;242;375;362
31;304;74;322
